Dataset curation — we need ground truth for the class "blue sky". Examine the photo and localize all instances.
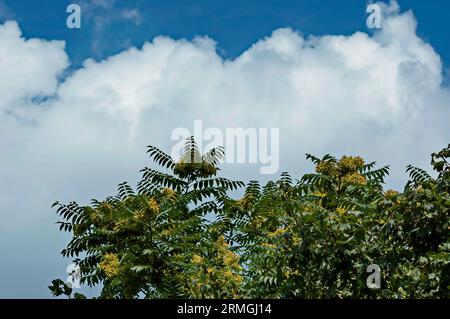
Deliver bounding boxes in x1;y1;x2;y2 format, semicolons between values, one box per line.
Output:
2;0;450;69
0;1;449;298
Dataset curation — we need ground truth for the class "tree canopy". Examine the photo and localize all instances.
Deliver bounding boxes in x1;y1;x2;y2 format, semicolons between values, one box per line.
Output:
49;140;449;299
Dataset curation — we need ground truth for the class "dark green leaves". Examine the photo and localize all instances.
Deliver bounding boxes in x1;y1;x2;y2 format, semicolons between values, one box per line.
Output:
50;142;450;299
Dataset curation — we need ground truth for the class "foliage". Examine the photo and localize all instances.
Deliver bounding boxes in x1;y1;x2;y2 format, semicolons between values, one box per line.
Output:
50;141;449;298
48;279;86;299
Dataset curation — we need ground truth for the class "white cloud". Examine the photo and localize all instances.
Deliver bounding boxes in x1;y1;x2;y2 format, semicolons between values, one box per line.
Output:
0;2;449;296
1;1;449;220
0;21;68;116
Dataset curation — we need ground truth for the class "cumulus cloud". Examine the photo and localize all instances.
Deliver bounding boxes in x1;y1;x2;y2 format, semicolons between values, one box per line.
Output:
0;21;68;116
0;1;449;296
1;0;449;222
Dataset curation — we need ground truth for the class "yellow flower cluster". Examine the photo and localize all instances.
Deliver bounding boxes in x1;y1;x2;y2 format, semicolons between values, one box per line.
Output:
234;274;244;285
133;209;146;221
175;159;186;168
315;156;365;178
251;216;267;228
267;227;287;238
221;269;243;290
216;235;229;247
223;269;233;277
113;219;128;231
99;202;113;211
200;163;217;176
313;191;327;198
161;227;174;237
223;250;239;266
385;189;399;198
216;237;241;273
89;210;99;223
192;254;204;264
338;156;365;173
174;160;217;177
315;161;335;175
342;172;367;185
148;197;160;214
161;188;176;199
292;236;301;246
184;236;244;298
99;253;120;278
235;194;254;210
